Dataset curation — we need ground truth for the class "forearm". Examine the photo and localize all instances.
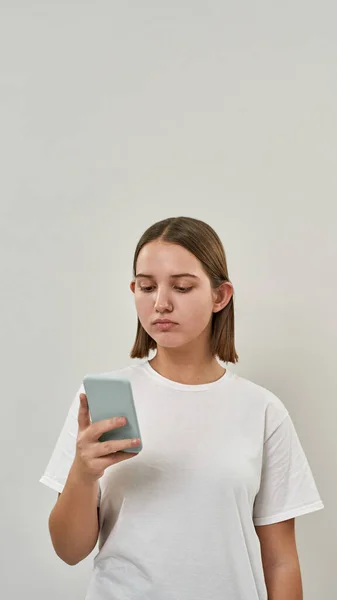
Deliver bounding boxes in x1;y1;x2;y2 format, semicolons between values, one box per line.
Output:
264;561;303;600
48;461;100;565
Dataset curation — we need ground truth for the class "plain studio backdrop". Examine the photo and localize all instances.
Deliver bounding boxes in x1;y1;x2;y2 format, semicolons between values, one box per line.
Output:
0;1;335;598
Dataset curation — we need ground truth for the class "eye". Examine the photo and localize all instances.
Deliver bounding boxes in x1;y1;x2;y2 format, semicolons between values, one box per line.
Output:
140;286;192;293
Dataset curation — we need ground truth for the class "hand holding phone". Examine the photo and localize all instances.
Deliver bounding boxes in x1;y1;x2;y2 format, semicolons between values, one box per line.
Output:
72;393;140;484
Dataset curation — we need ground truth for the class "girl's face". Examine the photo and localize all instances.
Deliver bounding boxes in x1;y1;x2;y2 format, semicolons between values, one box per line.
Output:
130;240;231;350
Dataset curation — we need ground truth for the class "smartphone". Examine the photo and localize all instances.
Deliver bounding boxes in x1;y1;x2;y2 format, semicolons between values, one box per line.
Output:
82;373;143;453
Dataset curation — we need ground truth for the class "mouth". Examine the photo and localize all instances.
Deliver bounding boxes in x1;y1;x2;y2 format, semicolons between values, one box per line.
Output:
153;321;177;330
153;320;175;324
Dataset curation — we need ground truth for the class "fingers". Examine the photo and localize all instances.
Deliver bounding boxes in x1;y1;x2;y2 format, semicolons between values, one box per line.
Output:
78;394;129;443
78;393;91;431
88;415;128;443
94;437;140;457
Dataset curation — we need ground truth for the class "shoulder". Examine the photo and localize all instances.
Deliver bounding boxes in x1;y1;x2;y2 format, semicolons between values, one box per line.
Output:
231;371;289;433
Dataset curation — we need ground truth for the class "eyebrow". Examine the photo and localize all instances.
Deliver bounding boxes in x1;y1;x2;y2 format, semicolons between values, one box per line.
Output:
135;273;199;280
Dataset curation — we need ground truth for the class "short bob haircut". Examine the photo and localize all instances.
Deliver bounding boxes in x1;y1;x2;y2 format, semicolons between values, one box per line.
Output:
129;216;239;364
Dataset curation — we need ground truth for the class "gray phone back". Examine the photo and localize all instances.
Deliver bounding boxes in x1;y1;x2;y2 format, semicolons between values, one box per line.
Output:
83;373;143;453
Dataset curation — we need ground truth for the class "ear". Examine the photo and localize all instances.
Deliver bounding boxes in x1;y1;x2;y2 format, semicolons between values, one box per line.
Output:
130;280;135;294
212;281;233;314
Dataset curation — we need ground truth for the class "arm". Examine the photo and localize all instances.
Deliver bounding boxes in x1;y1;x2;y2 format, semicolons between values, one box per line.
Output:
263;561;303;600
48;461;100;566
255;518;303;600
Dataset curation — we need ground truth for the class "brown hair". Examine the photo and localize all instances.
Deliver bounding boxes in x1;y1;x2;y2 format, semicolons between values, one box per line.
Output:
129;216;239;364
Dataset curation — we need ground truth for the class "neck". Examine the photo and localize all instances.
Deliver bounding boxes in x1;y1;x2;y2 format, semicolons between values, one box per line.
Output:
149;352;225;385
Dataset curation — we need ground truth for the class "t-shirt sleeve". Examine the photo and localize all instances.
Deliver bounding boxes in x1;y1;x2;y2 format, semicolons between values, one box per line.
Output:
39;383;101;507
253;407;324;526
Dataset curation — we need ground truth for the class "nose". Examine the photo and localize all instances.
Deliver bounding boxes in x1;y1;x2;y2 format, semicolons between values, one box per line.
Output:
154;291;173;312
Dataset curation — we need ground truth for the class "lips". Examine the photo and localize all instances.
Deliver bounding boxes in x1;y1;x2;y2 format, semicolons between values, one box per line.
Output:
154;321;177;330
153;319;175;325
153;319;175;324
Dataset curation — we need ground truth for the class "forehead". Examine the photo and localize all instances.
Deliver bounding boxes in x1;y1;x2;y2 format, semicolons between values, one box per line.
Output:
136;242;203;277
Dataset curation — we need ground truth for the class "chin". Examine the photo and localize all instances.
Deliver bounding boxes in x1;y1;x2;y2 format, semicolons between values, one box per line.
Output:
149;332;183;346
153;337;181;347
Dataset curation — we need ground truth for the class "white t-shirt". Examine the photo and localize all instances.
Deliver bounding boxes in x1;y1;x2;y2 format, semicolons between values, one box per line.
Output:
39;360;324;600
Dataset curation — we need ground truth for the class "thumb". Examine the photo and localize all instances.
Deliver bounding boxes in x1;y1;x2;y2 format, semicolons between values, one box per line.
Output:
78;393;91;431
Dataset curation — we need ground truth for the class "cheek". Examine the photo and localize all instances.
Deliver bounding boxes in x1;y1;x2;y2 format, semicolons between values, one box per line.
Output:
134;294;152;316
181;296;212;324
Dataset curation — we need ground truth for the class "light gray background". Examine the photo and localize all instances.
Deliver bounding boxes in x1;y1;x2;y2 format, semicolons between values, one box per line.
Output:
0;1;335;598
